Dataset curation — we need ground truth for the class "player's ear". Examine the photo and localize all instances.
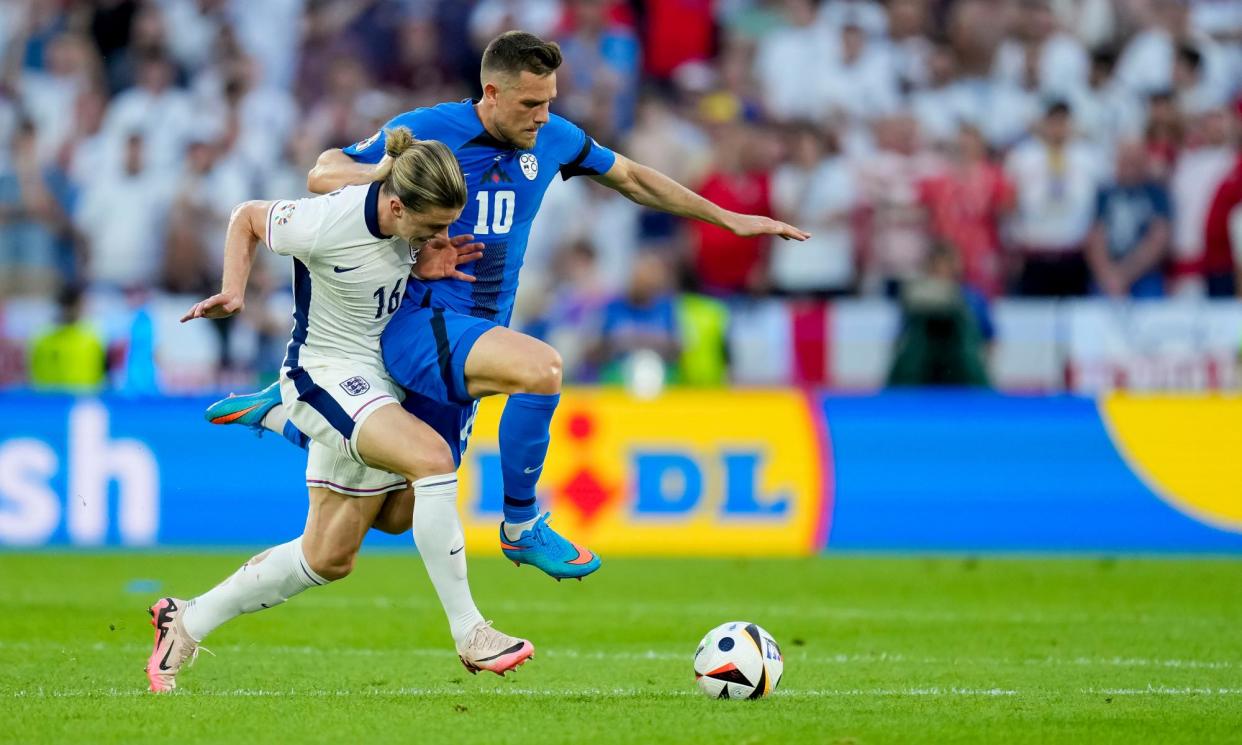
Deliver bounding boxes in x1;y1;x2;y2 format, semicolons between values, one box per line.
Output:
389;197;404;218
482;80;499;103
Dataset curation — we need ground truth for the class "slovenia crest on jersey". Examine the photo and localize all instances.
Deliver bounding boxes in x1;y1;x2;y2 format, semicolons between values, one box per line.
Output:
352;130;381;152
519;152;538;180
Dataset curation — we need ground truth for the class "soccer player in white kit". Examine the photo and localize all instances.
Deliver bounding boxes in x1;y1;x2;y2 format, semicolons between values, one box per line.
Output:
145;128;534;692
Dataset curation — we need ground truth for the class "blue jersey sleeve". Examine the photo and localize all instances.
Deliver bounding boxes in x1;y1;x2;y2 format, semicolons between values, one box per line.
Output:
341;109;435;164
551;115;616;181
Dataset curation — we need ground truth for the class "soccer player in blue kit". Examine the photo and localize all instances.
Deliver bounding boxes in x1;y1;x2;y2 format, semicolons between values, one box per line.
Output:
208;31;808;580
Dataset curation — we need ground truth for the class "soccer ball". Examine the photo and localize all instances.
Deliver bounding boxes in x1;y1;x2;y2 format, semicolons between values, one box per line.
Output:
693;621;783;700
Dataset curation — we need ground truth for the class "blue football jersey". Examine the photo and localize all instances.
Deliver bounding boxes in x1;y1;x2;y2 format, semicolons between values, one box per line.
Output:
342;100;616;325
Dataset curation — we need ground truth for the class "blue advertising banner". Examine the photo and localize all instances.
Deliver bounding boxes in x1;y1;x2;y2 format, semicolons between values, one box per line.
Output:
3;391;1241;552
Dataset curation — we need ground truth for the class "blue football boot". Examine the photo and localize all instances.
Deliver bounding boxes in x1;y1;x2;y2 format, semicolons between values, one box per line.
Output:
500;512;601;581
205;381;282;433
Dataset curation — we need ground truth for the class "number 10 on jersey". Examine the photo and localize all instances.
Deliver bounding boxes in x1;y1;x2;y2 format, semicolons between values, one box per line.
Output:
473;190;515;235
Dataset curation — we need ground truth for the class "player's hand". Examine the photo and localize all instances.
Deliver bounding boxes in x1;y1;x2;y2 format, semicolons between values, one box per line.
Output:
413;233;484;282
180;292;243;322
725;213;811;241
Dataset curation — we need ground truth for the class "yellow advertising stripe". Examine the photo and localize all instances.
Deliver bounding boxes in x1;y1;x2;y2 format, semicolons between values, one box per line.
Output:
457;389;826;556
1099;393;1242;533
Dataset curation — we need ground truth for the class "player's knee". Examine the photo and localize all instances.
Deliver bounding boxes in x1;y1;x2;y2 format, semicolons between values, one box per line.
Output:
305;547;357;581
403;435;455;481
520;346;562;395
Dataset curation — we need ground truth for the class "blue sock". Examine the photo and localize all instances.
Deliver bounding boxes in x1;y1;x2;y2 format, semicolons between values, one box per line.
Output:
499;392;559;524
283;420;310;450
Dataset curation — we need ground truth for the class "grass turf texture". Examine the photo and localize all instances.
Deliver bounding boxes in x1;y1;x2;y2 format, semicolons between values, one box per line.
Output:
2;554;1241;744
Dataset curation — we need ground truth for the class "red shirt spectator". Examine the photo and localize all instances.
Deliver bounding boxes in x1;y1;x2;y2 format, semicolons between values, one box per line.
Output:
920;126;1014;297
692;168;772;295
1201;153;1242;296
643;0;714;79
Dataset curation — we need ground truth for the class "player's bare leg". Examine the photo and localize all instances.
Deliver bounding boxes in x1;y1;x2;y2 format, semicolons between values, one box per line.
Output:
464;328;600;580
148;488;385;691
355;403;533;673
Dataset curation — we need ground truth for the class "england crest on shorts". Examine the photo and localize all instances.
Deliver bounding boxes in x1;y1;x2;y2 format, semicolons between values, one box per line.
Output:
340;376;370;396
519;152;538;180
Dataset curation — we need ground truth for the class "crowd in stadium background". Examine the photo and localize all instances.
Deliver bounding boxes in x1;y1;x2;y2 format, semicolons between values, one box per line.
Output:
1;0;1241;392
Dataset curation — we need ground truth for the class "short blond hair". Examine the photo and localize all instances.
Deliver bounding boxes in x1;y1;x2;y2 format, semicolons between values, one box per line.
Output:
373;127;466;212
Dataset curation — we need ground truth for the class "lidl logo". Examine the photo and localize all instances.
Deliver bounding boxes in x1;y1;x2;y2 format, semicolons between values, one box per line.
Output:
457;391;829;556
1100;393;1242;533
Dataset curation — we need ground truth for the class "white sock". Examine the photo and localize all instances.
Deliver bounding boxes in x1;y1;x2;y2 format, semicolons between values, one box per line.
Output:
503;517;538;542
261;405;289;436
412;474;485;645
181;536;329;641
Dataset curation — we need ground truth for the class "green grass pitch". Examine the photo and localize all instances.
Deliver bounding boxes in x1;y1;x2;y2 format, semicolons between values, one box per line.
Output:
3;553;1241;744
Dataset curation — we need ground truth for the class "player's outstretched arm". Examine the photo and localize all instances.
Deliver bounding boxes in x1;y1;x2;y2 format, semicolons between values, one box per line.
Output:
307;149;388;194
593;154;811;241
181;201;270;322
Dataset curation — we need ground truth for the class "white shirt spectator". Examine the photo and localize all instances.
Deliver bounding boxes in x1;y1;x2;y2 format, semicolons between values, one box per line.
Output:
469;0;564;49
771;156;856;292
74;168;173;289
1004;138;1102;251
17;72;81;164
817;0;888;38
1051;0;1116;49
228;0;304;89
158;0;226;71
1117;28;1233;104
755;22;838;121
818;41;901;121
1070;82;1145;156
993;32;1089;100
101;84;194;172
946;77;1042;149
1170;143;1236;264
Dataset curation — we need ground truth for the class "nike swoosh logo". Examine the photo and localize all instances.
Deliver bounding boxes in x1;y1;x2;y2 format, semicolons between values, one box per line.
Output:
523;465;542;474
158;643;175;671
333;265;361;273
449;545;464;555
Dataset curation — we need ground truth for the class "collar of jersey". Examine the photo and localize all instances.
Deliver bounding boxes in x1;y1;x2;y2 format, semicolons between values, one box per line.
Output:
365;181;391;240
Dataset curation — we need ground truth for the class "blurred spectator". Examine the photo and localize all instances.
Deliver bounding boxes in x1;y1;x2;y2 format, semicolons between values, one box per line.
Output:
770;122;856;296
1169;107;1237;294
854;113;941;295
1117;0;1232;105
675;291;730;387
1070;48;1145;158
920;124;1014;298
887;244;991;387
909;38;960;145
469;0;565;52
28;283;106;392
163;134;251;293
1201;144;1242;296
17;33;101;164
993;0;1089;101
100;52;193;171
556;0;641;137
689;119;774;297
754;0;836;122
1084;140;1172;297
1144;91;1184;181
73;133;173;290
0;299;25;387
881;0;933;91
590;251;681;384
526;240;610;379
0;120;82;296
1005;101;1102;296
302;57;379;150
819;0;889;38
819;18;901;124
642;0;714;80
1051;0;1118;49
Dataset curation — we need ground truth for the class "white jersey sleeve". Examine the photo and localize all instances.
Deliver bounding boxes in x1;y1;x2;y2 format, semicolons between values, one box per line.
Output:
266;195;333;259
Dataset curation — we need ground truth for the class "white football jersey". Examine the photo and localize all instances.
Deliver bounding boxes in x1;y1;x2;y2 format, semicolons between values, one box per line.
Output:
266;182;413;370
